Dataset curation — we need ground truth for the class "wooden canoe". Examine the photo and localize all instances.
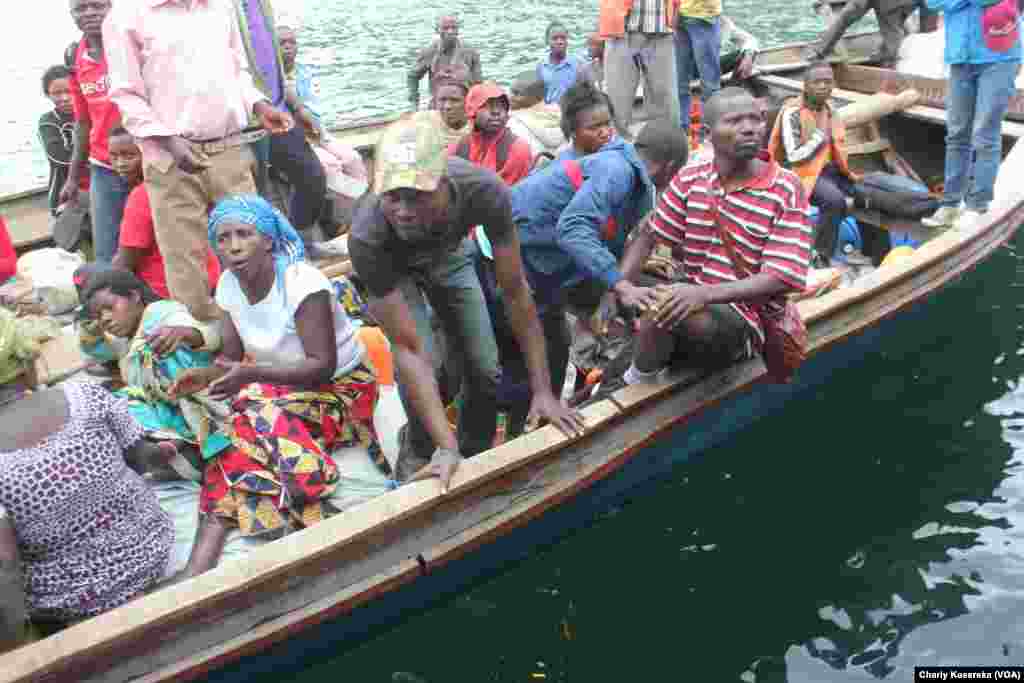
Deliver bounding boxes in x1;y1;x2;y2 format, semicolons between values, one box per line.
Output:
0;30;913;253
4;34;1024;683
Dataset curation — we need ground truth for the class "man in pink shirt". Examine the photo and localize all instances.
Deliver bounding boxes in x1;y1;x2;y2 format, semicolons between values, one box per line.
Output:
103;0;292;323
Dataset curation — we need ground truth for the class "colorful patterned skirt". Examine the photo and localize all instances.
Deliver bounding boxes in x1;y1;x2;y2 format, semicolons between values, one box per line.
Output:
201;363;391;536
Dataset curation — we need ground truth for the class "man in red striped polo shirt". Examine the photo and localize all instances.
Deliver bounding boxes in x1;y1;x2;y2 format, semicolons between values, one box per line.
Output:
619;87;813;383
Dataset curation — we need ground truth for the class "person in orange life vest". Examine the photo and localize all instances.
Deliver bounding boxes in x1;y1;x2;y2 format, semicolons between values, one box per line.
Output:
768;61;862;266
107;128;221;300
449;82;534;187
624;88;813;385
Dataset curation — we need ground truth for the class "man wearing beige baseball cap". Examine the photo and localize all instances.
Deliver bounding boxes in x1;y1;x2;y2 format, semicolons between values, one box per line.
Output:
349;113;585;492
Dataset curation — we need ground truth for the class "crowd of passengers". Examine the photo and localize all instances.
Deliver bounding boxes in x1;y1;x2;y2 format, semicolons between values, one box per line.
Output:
0;0;1018;651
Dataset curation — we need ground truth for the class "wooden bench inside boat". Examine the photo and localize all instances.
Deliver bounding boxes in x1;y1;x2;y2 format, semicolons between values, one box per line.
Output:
842;109;937;243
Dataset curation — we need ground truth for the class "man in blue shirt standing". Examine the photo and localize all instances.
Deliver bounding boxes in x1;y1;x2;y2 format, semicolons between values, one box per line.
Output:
921;0;1021;229
538;22;594;104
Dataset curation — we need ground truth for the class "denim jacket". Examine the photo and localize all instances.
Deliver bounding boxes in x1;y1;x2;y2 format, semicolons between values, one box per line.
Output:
511;137;655;303
926;0;1022;64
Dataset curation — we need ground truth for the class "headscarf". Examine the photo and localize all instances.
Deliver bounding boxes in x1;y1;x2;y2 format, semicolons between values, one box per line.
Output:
465;82;509;128
208;195;305;300
0;308;44;386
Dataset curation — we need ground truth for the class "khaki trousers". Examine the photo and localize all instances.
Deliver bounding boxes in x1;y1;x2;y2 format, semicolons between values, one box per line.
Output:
145;145;256;322
604;32;680;136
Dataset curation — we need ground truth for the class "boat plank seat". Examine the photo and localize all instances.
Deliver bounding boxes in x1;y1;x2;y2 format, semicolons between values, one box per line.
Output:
834;64;1024;124
756;74;1024;140
5;190;54;253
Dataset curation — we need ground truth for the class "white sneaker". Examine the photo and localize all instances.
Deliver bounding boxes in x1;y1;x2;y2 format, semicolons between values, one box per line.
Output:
921;205;962;228
957;208;988;230
623;363;663;386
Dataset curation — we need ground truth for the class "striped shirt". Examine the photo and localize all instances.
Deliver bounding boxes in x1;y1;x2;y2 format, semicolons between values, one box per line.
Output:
625;0;673;34
650;159;813;343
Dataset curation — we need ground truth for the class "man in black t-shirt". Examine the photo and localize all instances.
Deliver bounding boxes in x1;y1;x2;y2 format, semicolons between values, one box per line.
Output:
349;113;584;491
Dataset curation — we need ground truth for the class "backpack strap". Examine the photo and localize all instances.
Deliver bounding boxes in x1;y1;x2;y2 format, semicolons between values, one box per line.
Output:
495;130;518;172
709;199;751;279
454;136;472;161
64;40;80;73
560;159;618;241
561;159;583;190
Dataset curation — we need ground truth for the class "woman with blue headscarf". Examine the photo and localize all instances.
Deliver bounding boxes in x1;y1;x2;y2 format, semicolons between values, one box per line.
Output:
169;195;390;580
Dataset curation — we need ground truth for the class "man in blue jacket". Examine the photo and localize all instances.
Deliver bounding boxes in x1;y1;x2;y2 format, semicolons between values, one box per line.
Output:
477;110;688;436
921;0;1021;229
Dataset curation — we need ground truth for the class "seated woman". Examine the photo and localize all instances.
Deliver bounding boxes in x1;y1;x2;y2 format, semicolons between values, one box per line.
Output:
168;195;392;579
0;309;174;648
81;269;229;481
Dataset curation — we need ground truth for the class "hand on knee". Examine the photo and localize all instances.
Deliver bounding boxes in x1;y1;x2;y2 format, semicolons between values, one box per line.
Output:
633;320;675;374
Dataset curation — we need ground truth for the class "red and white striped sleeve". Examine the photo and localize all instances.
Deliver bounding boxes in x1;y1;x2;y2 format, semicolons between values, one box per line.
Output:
759;170;814;291
649;162;710;246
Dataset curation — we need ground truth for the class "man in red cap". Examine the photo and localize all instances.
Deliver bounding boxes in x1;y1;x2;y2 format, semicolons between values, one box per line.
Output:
449;82;534;186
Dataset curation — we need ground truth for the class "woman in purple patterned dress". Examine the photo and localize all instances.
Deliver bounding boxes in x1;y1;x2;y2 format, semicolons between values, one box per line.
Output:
0;309;174;649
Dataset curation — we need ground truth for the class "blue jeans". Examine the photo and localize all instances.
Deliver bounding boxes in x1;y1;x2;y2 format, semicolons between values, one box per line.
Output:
942;61;1018;212
89;163;131;263
675;16;721;130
